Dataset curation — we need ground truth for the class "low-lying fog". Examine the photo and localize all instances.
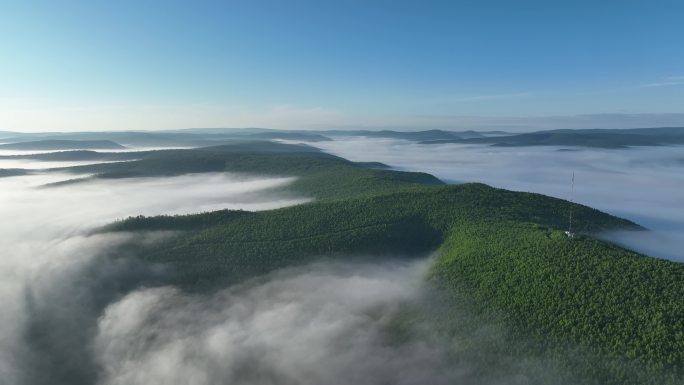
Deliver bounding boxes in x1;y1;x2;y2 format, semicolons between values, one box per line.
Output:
2;140;680;384
2;163;518;385
309;138;684;262
93;260;459;385
0;168;309;385
0;150;576;385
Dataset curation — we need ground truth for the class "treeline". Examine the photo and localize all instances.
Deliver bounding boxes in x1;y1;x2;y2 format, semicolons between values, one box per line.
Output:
110;183;635;290
95;141;683;384
51;143;442;199
109;184;681;384
433;221;684;384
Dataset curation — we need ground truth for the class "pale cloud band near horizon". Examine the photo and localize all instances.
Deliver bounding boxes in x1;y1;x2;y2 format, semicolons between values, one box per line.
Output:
2;97;684;133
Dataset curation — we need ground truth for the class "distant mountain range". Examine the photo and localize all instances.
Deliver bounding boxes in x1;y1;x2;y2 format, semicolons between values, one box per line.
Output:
419;127;684;148
2;138;683;383
0;139;126;150
0;126;682;149
38;140;676;385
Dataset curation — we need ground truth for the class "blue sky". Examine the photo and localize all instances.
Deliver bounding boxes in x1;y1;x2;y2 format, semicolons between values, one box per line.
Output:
1;0;683;131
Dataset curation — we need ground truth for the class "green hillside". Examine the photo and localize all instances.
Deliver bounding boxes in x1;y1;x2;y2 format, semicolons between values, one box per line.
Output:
0;129;332;147
107;183;634;284
50;142;442;199
86;141;683;384
434;222;684;384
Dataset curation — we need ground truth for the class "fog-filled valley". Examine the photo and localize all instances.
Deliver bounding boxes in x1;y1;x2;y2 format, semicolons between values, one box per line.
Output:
0;171;311;385
309;138;684;262
0;163;568;385
5;1;684;382
1;130;683;385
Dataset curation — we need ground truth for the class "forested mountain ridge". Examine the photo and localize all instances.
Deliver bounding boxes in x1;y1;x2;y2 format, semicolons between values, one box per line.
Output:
4;126;682;149
47;142;442;198
420;127;684;148
106;182;682;384
434;221;684;384
68;140;682;384
107;182;637;284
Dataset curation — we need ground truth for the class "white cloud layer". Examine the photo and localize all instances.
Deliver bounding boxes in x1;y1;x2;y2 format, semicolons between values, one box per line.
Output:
1;141;680;384
0;169;308;384
93;260;455;385
310;138;684;261
0;166;482;385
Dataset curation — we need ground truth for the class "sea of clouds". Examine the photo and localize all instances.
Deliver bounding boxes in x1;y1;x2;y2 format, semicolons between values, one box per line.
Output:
0;163;482;385
2;139;680;385
0;169;309;385
309;138;684;262
91;259;462;385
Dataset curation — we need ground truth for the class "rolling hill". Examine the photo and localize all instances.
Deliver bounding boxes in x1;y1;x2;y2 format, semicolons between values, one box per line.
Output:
0;130;332;148
0;139;126;150
421;127;684;148
4;127;682;149
63;140;684;384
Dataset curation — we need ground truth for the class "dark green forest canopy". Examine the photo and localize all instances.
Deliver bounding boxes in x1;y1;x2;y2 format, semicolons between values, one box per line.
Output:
108;183;637;284
91;140;683;384
433;222;684;385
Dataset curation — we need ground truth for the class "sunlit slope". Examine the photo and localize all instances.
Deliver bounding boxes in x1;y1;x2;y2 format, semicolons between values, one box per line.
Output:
110;182;635;285
109;184;684;382
434;221;684;384
99;141;682;384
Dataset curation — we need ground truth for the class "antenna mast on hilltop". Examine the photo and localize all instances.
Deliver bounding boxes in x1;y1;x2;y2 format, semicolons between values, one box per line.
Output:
565;172;575;238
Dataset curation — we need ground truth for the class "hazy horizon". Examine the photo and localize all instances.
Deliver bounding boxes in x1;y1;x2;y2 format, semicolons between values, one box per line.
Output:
2;117;684;135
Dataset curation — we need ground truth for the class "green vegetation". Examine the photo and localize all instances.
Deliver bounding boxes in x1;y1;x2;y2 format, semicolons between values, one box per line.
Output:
50;142;442;199
107;183;634;285
433;221;684;384
83;140;682;384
